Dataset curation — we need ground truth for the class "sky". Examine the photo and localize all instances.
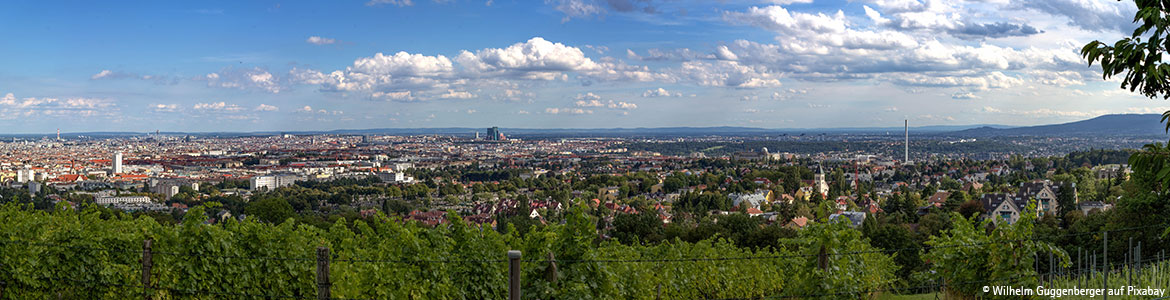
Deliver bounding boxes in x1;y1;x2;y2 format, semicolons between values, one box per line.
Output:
0;0;1161;133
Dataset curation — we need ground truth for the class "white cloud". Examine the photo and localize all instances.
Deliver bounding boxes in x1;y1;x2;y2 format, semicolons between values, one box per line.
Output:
372;91;416;101
573;92;637;110
496;89;535;101
255;104;279;111
367;0;414;6
1126;107;1170;114
91;70;114;80
545;0;604;22
642;87;679;97
575;99;605;107
456;37;599;80
674;60;781;88
1018;0;1136;32
203;67;283;93
951;91;979;100
302;37;664;101
306;36;337;45
917;114;956;121
438;89;476;99
770;0;814;4
575;92;602;101
193;102;244;112
352;52;454;77
151;104;180;112
545;107;593;114
90;69;177;84
0;92;117;120
983;108;1107;118
771;88;808;101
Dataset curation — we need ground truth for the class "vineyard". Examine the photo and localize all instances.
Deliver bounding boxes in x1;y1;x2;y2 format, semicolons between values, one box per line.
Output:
0;201;1145;300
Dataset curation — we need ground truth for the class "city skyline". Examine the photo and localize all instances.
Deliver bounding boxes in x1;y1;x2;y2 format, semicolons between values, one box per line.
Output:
0;0;1160;133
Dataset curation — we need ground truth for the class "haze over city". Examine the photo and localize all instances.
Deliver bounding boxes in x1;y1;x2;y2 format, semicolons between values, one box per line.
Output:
0;0;1161;133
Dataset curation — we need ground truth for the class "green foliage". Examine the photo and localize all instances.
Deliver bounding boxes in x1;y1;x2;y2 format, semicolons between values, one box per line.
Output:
924;201;1069;299
0;202;903;299
244;197;295;224
1081;0;1170;103
786;221;898;299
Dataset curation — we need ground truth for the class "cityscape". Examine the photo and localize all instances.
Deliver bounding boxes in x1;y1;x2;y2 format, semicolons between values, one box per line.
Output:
3;0;1170;299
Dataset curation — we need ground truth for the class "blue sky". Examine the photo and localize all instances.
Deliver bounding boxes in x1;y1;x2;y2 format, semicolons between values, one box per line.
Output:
0;0;1158;133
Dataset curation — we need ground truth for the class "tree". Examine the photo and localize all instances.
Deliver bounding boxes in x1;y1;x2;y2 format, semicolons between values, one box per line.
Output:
1082;1;1170;116
244;197;295;224
611;211;664;245
958;199;985;219
1056;182;1077;218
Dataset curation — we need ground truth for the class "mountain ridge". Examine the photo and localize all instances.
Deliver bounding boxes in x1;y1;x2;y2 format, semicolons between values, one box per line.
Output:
3;114;1165;137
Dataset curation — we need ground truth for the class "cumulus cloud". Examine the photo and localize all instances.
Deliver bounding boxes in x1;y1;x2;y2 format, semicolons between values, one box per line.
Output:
573;92;638;110
151;104;180;113
771;88;808;100
951;91;979;100
372;91;417;101
193;102;244;112
712;2;1092;94
545;107;593;114
91;70;118;80
642;87;679;97
1017;0;1136;32
305;37;666;101
674;60;781;88
439;89;476;99
456;37;599;80
255;104;279;111
0;92;117;120
203;67;283;93
306;36;337;45
496;89;535;101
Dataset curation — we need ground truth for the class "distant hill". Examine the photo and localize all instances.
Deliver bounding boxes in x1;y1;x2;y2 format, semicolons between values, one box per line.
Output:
5;114;1164;138
947;114;1169;137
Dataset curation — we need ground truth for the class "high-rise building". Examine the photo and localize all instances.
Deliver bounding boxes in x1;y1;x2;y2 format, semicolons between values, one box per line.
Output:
904;120;909;164
16;168;31;183
486;127;501;141
113;152;123;175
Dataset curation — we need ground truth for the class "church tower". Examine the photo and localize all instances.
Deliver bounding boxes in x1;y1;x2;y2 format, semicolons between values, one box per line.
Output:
814;165;829;197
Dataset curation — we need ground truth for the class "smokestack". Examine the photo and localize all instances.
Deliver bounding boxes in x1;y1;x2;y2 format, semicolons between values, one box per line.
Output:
904;120;909;163
56;128;60;140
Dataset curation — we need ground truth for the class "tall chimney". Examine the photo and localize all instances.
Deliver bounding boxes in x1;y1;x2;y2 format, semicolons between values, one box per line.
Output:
904;120;908;163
